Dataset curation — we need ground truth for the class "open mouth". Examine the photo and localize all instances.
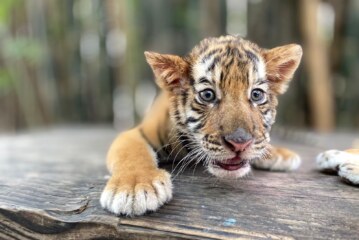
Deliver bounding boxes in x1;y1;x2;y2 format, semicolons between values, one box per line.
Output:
214;156;249;171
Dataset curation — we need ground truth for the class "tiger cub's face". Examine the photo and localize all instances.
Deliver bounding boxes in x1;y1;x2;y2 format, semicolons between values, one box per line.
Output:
146;36;302;179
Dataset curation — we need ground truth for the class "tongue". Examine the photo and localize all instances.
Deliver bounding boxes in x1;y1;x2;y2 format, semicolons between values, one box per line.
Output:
225;156;242;164
216;157;247;171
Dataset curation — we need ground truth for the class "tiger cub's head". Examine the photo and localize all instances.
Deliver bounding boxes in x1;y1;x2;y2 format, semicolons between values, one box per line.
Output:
145;35;302;179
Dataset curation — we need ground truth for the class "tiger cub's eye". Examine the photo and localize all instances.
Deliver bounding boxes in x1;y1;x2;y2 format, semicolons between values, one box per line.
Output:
251;88;265;103
199;89;216;102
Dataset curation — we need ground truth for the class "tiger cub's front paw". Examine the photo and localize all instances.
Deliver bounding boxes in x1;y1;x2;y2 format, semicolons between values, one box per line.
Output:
338;163;359;185
316;149;359;185
252;147;301;171
100;169;172;216
316;149;349;173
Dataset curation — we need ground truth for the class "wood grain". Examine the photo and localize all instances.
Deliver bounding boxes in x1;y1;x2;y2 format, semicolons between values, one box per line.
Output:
0;126;358;239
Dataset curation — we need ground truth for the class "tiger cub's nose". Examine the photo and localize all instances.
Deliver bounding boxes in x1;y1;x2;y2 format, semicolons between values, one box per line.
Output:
223;128;253;152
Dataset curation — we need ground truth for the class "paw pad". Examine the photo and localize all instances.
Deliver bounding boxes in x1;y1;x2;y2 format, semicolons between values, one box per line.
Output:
252;148;301;171
338;163;359;185
316;149;359;186
100;170;173;216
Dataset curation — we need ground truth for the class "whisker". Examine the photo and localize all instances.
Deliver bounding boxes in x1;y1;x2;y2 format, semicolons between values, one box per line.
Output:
170;145;201;174
171;147;203;180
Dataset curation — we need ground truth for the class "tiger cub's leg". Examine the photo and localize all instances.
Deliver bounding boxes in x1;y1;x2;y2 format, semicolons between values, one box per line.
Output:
316;149;359;185
100;128;172;216
252;146;301;171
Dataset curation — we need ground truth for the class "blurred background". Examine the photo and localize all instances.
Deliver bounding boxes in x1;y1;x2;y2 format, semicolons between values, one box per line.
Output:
0;0;358;133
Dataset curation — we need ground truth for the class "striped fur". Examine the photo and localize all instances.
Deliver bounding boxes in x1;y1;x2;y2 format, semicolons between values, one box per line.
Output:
101;35;303;216
147;36;302;178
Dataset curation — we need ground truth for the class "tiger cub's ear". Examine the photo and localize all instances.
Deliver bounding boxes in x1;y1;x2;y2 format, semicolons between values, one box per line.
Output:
263;44;303;94
145;51;189;93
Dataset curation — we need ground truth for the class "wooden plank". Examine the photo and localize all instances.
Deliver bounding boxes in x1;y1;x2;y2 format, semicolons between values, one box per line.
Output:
0;126;358;239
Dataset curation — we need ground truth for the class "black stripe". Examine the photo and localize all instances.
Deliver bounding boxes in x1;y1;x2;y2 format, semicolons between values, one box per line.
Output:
232;47;243;59
178;133;193;152
139;128;157;151
225;46;232;56
163;145;171;156
185;116;200;124
251;116;257;132
207;139;221;146
262;108;271;115
255;138;265;144
193;98;206;107
173;99;185;125
181;91;188;107
208;146;222;151
192;122;204;132
201;48;221;63
245;71;250;86
176;121;186;127
174;109;181;123
245;50;259;63
157;123;165;147
257;79;269;85
174;109;180;117
257;100;268;106
220;71;224;81
254;145;265;150
225;57;235;70
191;104;204;114
207;57;220;72
198;44;209;55
199;77;211;84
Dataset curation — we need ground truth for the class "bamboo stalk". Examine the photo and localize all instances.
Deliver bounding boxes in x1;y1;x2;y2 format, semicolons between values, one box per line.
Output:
300;0;335;132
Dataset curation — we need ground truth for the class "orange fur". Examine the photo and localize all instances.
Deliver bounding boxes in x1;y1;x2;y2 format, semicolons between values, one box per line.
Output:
101;35;303;216
345;149;359;155
263;44;303;94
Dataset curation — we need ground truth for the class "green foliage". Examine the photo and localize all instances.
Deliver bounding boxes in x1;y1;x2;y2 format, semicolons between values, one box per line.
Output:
0;69;12;91
0;0;21;23
2;37;44;64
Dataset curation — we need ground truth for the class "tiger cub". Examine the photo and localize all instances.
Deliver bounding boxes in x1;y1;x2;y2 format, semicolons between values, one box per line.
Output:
316;149;359;185
101;35;303;216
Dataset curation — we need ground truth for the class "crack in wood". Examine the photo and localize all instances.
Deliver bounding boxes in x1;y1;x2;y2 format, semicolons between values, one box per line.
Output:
0;127;358;239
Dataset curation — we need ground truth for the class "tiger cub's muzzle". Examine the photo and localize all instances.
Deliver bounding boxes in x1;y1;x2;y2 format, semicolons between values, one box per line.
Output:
209;127;254;172
222;127;254;153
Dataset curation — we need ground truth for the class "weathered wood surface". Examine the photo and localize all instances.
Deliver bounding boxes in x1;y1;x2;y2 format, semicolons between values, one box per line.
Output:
0;126;358;239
